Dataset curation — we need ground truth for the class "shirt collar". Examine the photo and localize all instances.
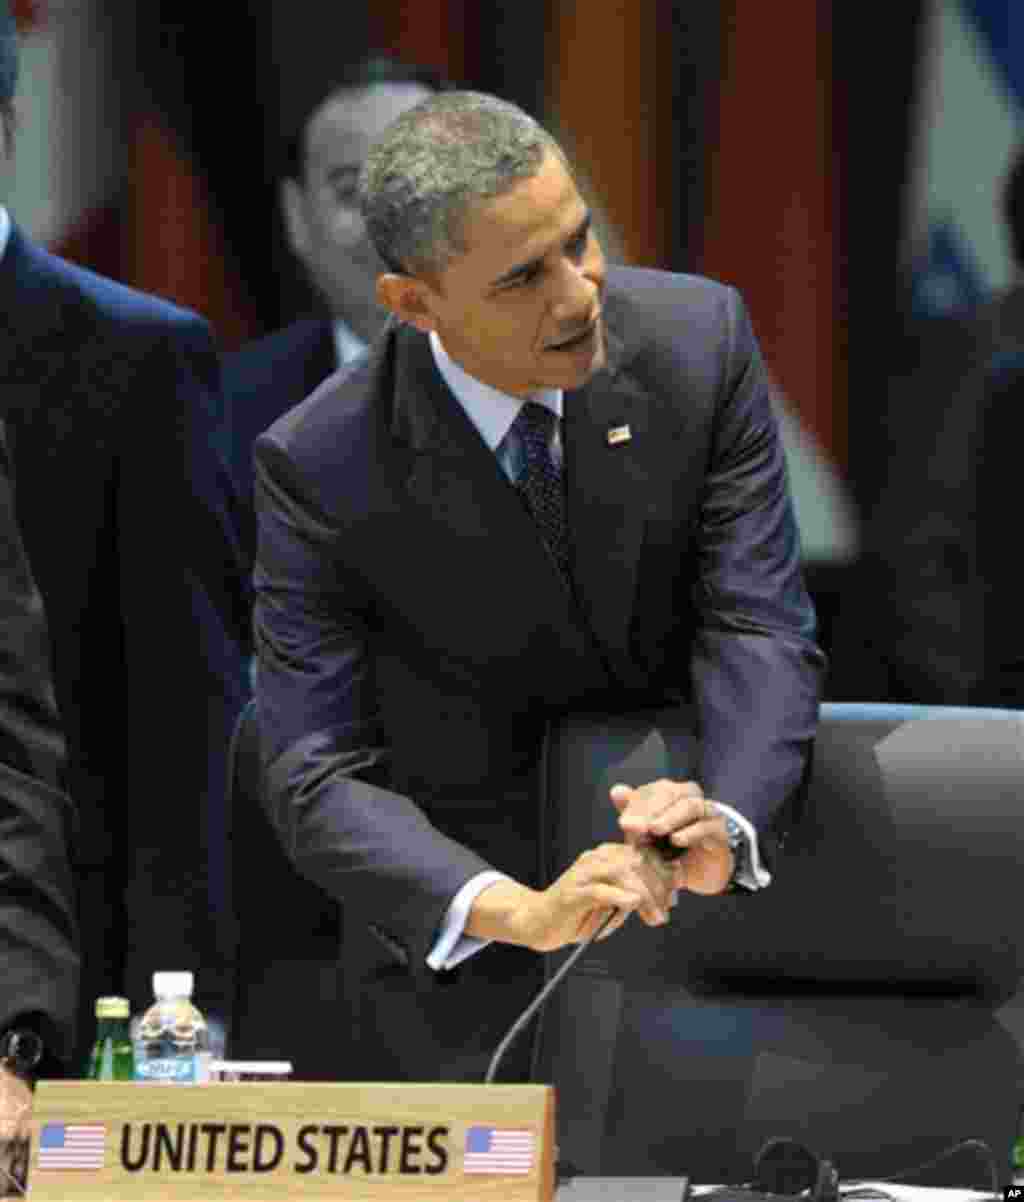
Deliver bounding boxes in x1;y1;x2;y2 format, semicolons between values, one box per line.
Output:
0;207;10;262
332;318;366;367
428;329;562;452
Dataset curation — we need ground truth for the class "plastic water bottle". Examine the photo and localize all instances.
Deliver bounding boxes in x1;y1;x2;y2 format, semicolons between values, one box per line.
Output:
133;971;211;1083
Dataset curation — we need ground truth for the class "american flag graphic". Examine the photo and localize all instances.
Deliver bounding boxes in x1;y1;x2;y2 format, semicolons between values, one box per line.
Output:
463;1126;535;1175
37;1122;106;1170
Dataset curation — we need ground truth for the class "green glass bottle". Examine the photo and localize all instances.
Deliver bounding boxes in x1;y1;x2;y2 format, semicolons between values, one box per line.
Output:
87;996;135;1081
1012;1103;1024;1186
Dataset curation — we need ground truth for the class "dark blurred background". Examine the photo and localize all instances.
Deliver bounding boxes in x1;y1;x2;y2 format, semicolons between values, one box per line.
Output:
10;0;1016;696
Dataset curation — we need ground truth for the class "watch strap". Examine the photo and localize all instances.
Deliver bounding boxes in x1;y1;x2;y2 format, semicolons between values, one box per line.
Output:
721;812;752;891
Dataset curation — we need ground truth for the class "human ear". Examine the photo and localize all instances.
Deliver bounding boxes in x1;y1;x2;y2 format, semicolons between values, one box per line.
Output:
280;177;311;261
376;273;437;332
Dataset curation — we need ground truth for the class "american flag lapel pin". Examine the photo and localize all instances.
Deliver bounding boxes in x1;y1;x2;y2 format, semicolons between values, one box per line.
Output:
607;424;632;446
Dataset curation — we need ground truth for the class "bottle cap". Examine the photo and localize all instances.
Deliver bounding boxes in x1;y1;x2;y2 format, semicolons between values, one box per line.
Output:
152;971;194;1000
95;996;130;1019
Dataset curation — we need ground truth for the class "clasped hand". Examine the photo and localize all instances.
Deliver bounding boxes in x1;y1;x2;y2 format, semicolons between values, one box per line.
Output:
517;778;734;953
0;1067;31;1197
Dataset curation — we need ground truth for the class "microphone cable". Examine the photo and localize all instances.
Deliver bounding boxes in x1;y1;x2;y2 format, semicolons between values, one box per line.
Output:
484;907;616;1084
485;834;682;1083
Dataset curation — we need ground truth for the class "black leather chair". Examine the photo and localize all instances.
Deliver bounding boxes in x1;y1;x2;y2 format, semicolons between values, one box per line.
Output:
535;703;1024;1187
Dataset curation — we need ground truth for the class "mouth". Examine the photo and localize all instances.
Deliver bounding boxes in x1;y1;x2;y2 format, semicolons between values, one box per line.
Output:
545;319;600;352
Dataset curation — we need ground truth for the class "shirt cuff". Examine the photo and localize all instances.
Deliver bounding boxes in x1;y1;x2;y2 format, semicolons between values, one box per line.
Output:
425;871;512;971
713;802;771;889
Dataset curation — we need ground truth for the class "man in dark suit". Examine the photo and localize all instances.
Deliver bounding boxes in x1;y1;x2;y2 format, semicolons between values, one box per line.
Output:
0;423;78;1187
828;144;1024;706
225;62;440;1068
253;92;824;1083
223;57;439;561
0;0;249;1067
0;9;78;1188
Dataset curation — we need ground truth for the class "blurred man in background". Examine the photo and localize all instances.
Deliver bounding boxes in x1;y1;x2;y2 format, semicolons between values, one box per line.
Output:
222;56;441;560
829;143;1024;706
0;0;249;1073
0;9;79;1188
0;425;77;1191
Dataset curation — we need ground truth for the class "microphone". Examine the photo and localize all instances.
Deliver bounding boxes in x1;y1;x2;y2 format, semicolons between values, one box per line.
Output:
483;836;686;1083
648;832;687;863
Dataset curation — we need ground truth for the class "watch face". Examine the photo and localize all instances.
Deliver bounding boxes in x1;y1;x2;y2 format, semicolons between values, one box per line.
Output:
2;1030;43;1074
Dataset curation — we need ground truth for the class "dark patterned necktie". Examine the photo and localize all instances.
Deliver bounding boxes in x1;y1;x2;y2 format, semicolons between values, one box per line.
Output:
510;400;569;582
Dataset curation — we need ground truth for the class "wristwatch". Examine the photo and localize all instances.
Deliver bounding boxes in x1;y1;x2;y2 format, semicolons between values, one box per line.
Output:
0;1029;44;1081
721;813;750;890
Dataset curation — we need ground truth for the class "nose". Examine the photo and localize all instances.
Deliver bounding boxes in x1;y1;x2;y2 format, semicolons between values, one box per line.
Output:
549;255;601;324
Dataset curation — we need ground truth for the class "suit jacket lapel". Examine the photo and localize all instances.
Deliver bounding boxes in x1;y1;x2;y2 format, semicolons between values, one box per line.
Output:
564;313;653;686
388;324;595;662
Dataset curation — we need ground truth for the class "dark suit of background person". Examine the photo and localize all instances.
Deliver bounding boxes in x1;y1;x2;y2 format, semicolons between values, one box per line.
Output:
253;258;825;1083
0;427;78;1181
827;145;1024;707
0;220;251;1062
222;58;438;565
0;7;250;1060
222;318;337;563
0;3;77;1107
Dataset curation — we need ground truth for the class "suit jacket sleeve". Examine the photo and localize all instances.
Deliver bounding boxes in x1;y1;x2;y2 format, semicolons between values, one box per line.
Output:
253;440;494;980
690;288;826;840
0;425;79;1064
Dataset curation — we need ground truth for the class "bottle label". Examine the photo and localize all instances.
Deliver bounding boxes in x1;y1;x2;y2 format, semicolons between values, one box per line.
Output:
135;1057;196;1083
99;1039;113;1081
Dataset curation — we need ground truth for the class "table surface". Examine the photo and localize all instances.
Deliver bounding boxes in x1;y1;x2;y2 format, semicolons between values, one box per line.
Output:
555;1182;998;1202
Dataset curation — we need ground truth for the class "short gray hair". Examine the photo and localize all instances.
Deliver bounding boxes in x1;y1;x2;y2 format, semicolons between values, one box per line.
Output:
359;90;567;278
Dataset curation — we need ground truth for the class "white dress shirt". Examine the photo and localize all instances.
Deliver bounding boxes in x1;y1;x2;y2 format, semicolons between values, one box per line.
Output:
424;332;768;972
429;330;562;456
0;206;11;260
332;319;367;368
